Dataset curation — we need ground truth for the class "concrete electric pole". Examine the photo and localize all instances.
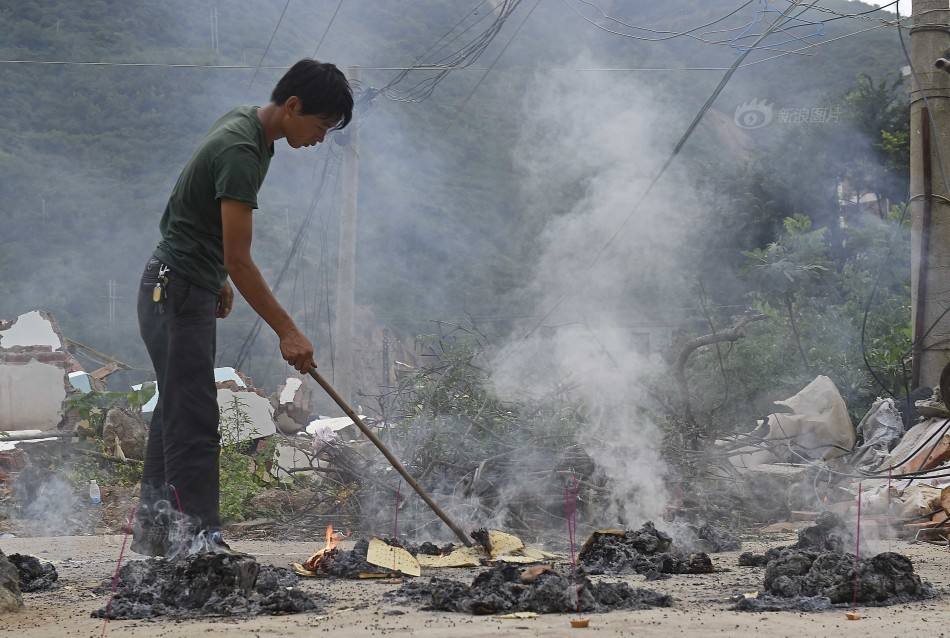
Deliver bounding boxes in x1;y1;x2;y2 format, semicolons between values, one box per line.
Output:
332;66;360;404
910;0;950;389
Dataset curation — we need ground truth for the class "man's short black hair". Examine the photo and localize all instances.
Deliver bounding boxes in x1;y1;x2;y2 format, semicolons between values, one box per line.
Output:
271;59;353;129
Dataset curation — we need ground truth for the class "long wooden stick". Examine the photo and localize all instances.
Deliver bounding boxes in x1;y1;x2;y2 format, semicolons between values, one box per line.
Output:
307;368;473;547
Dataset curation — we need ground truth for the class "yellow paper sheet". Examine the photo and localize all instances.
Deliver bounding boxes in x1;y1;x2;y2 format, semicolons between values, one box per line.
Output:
487;530;524;558
416;545;484;568
366;538;422;577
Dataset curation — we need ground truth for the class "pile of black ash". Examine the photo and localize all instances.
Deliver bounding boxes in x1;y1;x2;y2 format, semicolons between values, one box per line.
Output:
385;564;672;615
732;593;833;612
792;511;853;553
734;512;934;610
762;550;933;605
739;512;853;569
92;552;319;619
738;552;769;567
686;524;741;553
578;522;714;579
7;554;58;592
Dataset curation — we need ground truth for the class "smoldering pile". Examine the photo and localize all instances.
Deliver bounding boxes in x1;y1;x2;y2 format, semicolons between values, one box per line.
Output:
734;512;935;612
93;552;319;619
578;522;715;580
385;564;672;615
739;511;852;567
7;553;58;592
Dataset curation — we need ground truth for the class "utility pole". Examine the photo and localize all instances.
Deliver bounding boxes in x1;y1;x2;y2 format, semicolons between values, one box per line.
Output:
333;66;360;404
210;5;219;52
910;0;950;389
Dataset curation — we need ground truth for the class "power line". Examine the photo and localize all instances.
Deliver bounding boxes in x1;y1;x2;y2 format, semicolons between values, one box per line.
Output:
248;0;292;88
564;0;819;56
380;0;534;104
456;0;542;113
569;0;759;41
523;0;818;339
312;0;345;59
231;150;341;370
0;18;891;75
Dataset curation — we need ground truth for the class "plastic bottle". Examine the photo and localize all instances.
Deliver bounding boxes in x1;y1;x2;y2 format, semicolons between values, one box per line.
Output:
89;479;101;505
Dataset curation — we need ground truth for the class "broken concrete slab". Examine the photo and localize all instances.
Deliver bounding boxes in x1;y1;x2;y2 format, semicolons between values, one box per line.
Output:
218;386;276;442
136;367;276;444
274;377;320;435
306;415;363;443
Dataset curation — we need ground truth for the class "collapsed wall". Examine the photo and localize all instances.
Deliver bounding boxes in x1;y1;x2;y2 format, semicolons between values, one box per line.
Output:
0;311;73;431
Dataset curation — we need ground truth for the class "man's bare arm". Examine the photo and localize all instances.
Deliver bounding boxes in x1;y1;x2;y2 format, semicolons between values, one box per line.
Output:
221;198;315;372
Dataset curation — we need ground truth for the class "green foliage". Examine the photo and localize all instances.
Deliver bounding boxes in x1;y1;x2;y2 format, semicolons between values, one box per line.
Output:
65;440;143;491
688;209;911;430
65;385;154;438
217;396;273;522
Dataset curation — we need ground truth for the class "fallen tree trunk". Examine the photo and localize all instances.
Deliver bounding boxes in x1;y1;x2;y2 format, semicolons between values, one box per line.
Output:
673;313;767;449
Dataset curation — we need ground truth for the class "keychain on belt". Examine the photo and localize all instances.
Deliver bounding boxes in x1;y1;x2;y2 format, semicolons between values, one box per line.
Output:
152;264;170;312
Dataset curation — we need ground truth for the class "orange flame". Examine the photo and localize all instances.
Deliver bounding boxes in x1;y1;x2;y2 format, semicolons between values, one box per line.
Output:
302;524;343;571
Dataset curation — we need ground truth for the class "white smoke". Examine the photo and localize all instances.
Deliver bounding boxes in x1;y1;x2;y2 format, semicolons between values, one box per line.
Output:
491;57;706;526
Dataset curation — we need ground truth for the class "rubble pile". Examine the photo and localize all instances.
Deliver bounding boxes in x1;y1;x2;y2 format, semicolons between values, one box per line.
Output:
578;522;714;579
93;552;319;619
7;553;57;591
386;564;673;614
0;551;21;613
734;514;934;611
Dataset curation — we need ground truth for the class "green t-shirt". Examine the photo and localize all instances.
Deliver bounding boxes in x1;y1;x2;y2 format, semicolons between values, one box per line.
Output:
154;105;273;292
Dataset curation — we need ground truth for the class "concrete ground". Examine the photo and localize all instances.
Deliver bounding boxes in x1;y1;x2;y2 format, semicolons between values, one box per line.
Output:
0;533;947;637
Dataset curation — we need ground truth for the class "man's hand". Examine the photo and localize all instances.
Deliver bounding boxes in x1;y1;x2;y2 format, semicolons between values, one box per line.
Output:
216;280;234;318
279;327;316;373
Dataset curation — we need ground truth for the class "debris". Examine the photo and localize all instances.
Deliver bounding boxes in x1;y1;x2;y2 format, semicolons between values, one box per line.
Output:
415;546;482;568
793;511;853;553
729;376;855;470
295;538;402;579
915;388;949;418
0;310;72;431
732;593;832;612
850;398;904;470
306;415;365;442
0;551;22;613
761;550;933;605
497;611;539;619
385;564;673;614
93;553;318;619
881;418;950;473
101;407;147;460
365;538;421;577
578;522;713;578
570;618;590;628
274;377;318;435
846;610;862;620
679;523;741;553
738;552;769;567
7;553;57;591
137;366;276;443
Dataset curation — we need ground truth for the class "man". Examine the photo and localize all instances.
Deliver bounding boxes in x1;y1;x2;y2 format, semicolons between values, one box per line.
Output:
133;60;353;556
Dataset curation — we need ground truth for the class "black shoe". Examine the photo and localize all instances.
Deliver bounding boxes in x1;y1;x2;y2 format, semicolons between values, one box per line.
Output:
130;519;168;557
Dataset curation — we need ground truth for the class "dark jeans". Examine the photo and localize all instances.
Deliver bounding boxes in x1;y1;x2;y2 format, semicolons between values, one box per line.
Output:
137;256;221;531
